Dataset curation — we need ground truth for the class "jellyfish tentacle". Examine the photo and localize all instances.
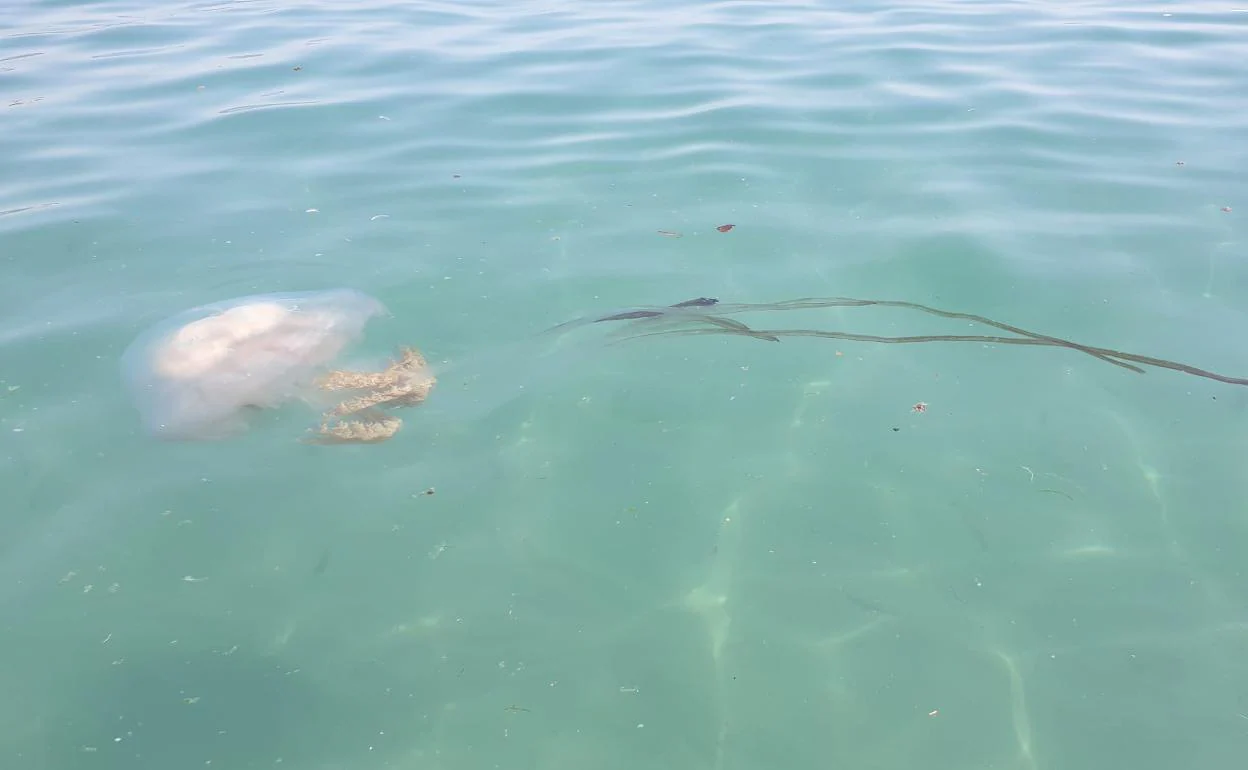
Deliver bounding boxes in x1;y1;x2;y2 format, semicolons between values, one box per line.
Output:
307;346;437;445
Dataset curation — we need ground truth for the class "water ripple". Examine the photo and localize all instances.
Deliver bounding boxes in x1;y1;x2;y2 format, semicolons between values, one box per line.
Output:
3;4;1248;767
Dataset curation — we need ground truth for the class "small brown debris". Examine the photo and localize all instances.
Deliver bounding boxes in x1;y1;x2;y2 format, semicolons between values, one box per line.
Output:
912;402;928;413
1222;206;1232;213
422;487;435;496
716;224;735;232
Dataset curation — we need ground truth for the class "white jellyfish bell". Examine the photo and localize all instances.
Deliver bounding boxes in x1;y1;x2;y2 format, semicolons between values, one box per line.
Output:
121;288;435;444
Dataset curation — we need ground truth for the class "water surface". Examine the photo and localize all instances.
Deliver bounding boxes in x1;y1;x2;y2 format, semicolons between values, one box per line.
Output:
2;1;1247;768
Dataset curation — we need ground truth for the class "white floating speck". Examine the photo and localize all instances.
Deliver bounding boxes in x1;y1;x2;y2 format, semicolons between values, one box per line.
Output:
370;214;389;221
305;208;318;213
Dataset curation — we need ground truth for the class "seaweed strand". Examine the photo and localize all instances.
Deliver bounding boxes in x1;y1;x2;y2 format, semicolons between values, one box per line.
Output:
605;296;1248;386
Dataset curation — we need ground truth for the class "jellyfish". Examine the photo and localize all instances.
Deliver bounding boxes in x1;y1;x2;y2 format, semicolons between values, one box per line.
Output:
121;288;437;444
305;345;437;445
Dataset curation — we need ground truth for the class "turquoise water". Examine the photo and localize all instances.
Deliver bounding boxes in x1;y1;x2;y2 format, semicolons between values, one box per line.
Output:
3;0;1248;767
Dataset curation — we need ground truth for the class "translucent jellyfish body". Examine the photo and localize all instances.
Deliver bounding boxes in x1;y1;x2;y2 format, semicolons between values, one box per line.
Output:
120;288;414;442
